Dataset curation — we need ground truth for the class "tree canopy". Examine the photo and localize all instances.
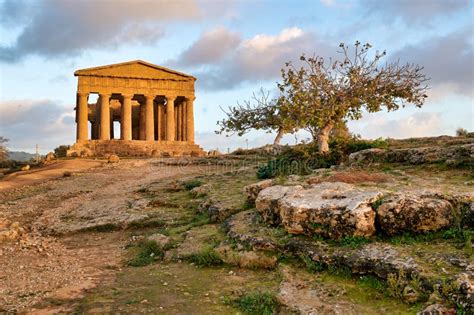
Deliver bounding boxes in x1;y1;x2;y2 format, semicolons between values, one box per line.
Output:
217;42;429;153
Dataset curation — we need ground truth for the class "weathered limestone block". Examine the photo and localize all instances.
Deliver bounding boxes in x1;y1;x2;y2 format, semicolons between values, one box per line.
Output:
349;148;387;164
147;233;171;248
349;143;473;166
278;182;382;238
255;185;304;226
243;179;274;204
216;245;277;269
377;193;456;235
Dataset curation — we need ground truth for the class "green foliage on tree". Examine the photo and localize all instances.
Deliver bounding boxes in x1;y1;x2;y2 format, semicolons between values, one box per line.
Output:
218;42;429;153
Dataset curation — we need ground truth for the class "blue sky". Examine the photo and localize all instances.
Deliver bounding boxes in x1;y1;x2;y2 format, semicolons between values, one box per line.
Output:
0;0;473;153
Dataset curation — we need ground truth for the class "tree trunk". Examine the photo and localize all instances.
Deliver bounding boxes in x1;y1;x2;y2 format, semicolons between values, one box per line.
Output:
273;128;285;145
317;123;333;154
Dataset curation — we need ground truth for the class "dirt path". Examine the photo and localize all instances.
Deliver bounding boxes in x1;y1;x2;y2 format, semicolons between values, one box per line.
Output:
0;158;217;313
0;159;103;192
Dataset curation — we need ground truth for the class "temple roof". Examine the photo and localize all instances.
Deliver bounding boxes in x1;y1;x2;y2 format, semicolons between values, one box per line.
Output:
74;60;195;81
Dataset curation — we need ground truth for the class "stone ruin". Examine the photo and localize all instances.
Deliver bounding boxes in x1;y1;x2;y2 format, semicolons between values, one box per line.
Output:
67;60;205;157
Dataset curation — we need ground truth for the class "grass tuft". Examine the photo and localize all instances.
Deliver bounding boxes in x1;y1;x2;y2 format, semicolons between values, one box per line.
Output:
233;291;280;315
187;246;222;267
127;240;164;267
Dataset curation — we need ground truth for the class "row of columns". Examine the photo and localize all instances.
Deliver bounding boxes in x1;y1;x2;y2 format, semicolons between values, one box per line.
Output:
76;93;194;143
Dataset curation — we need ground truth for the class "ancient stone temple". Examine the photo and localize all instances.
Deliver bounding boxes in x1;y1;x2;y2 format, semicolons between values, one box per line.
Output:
67;60;204;157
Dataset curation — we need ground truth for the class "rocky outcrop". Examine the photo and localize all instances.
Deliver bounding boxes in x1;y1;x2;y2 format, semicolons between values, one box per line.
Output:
0;218;25;242
349;143;474;166
216;245;277;269
243;179;274;204
377;193;456;235
198;198;239;222
256;182;382;238
255;185;303;226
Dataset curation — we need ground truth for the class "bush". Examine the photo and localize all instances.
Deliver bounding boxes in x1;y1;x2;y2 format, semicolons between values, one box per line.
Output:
127;240;164;267
233;291;280;315
54;145;70;158
256;137;389;178
183;179;203;191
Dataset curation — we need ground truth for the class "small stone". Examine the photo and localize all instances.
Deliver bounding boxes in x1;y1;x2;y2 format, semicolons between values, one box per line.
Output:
21;165;30;171
108;154;120;163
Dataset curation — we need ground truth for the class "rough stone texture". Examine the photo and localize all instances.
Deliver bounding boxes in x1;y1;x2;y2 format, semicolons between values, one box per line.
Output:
349;142;473;166
277;266;357;314
286;238;420;280
243;179;274;204
0;218;25;242
147;233;170;248
417;303;455;315
224;210;281;251
108;154;120;163
215;245;277;269
348;148;386;164
377;193;455;235
255;185;304;226
258;182;382;238
198;197;240;223
190;184;210;198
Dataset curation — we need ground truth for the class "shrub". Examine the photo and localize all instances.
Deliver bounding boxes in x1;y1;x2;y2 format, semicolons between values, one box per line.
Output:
183;179;203;191
256;137;389;178
127;240;164;267
233;291;280;315
54;145;70;158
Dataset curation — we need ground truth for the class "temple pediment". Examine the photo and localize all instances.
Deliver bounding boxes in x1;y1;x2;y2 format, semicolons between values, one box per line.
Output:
74;60;195;81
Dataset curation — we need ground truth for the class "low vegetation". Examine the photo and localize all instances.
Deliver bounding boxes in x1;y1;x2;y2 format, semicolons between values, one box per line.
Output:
231;291;280;315
127;240;164;267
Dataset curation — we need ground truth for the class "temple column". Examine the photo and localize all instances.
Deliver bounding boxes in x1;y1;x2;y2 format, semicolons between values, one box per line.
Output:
177;102;182;141
139;103;146;140
76;92;89;142
160;104;166;140
121;94;132;140
166;95;176;141
182;101;187;141
145;95;155;141
186;97;195;143
99;93;111;140
110;113;114;139
156;103;161;140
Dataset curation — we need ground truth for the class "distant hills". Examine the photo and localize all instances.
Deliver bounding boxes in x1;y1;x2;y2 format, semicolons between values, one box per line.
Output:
7;151;38;161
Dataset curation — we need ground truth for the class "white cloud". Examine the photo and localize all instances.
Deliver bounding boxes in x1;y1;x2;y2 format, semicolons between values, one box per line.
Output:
170;27;333;90
0;99;75;152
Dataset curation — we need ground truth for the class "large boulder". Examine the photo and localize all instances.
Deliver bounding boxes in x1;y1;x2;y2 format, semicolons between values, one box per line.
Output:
376;193;455;235
255;185;304;226
243;179;274;204
278;182;382;238
256;182;382;238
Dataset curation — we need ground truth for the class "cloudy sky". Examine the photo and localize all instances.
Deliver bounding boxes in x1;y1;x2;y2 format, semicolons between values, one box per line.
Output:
0;0;472;153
